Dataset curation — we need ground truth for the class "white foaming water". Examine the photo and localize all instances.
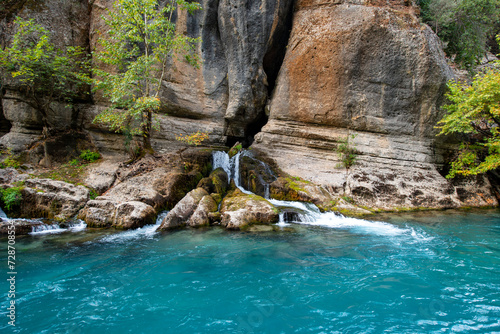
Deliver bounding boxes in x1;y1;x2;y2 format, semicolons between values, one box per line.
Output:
212;151;231;182
0;207;8;219
30;220;87;235
98;211;167;243
212;151;427;239
68;220;87;232
212;151;243;185
298;212;406;236
270;198;405;236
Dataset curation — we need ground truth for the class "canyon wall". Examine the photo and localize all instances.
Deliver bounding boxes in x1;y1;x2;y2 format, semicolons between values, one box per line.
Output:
0;0;497;211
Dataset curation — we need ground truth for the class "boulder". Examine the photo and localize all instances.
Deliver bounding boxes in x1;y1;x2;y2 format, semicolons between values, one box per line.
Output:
83;161;120;194
78;199;156;229
197;167;228;196
20;179;89;221
220;189;279;230
114;201;156;229
187;195;218;227
158;188;209;230
0;218;33;235
270;177;335;211
79;151;210;229
77;199;117;228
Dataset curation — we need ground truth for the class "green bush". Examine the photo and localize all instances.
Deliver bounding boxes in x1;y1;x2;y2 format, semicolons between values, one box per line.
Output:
79;150;100;163
0;186;23;212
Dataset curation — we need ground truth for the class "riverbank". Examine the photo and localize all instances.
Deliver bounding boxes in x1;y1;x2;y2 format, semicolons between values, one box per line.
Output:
1;146;499;235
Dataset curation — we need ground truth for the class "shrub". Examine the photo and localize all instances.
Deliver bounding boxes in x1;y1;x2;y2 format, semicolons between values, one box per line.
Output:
0;186;23;212
335;134;359;169
79;150;100;163
175;131;209;146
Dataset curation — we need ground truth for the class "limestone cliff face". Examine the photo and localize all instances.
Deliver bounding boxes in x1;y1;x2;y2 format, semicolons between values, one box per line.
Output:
82;0;294;150
253;0;497;209
0;0;497;210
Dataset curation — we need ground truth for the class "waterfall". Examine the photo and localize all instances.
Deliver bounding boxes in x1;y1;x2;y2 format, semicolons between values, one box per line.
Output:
0;207;8;219
212;151;242;187
212;151;321;222
210;150;412;236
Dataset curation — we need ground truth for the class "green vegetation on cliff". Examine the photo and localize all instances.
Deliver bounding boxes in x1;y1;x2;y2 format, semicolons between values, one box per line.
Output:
92;0;201;153
0;18;90;131
418;0;500;70
437;61;500;177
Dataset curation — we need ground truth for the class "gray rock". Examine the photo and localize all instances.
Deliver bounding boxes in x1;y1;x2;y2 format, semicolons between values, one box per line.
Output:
77;199;116;228
158;188;209;230
114;201;156;229
0;168;29;185
78;199;156;229
21;178;89;221
84;161;120;194
187;195;218;227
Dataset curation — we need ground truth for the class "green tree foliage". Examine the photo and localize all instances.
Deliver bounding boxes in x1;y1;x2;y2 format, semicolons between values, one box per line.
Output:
93;0;201;153
0;186;23;212
0;18;90;131
437;62;500;177
418;0;500;70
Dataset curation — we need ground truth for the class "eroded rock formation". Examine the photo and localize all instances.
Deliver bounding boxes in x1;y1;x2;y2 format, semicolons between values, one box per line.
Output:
1;0;497;217
252;0;498;210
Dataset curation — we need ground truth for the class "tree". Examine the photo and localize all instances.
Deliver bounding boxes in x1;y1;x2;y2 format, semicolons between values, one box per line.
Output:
0;17;90;132
93;0;201;153
417;0;500;70
436;61;500;178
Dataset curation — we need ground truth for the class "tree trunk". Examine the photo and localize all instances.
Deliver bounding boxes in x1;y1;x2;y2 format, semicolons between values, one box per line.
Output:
142;109;153;153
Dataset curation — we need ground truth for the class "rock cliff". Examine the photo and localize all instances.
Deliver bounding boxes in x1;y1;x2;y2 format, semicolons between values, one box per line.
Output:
0;0;497;214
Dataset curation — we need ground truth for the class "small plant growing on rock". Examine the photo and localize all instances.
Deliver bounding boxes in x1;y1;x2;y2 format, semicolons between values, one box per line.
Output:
335;134;359;169
79;150;101;163
0;149;21;169
0;186;23;212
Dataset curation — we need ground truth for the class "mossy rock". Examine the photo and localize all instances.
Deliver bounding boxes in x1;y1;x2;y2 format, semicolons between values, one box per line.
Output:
197;167;228;196
220;189;279;230
228;142;243;158
269;176;334;211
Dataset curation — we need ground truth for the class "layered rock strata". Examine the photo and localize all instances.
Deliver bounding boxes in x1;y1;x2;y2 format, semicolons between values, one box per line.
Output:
252;0;498;210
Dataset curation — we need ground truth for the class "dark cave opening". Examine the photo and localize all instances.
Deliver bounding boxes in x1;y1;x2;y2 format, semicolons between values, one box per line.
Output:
224;1;295;149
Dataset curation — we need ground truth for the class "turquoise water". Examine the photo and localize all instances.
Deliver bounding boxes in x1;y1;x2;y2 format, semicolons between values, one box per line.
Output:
1;210;500;333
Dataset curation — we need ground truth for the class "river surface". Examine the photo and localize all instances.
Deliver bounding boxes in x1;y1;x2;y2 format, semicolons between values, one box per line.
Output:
1;210;500;333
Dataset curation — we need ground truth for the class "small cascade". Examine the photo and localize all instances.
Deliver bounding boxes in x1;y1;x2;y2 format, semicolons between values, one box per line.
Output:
30;220;87;235
212;151;242;186
211;150;414;236
0;207;7;219
98;211;166;243
264;184;270;199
